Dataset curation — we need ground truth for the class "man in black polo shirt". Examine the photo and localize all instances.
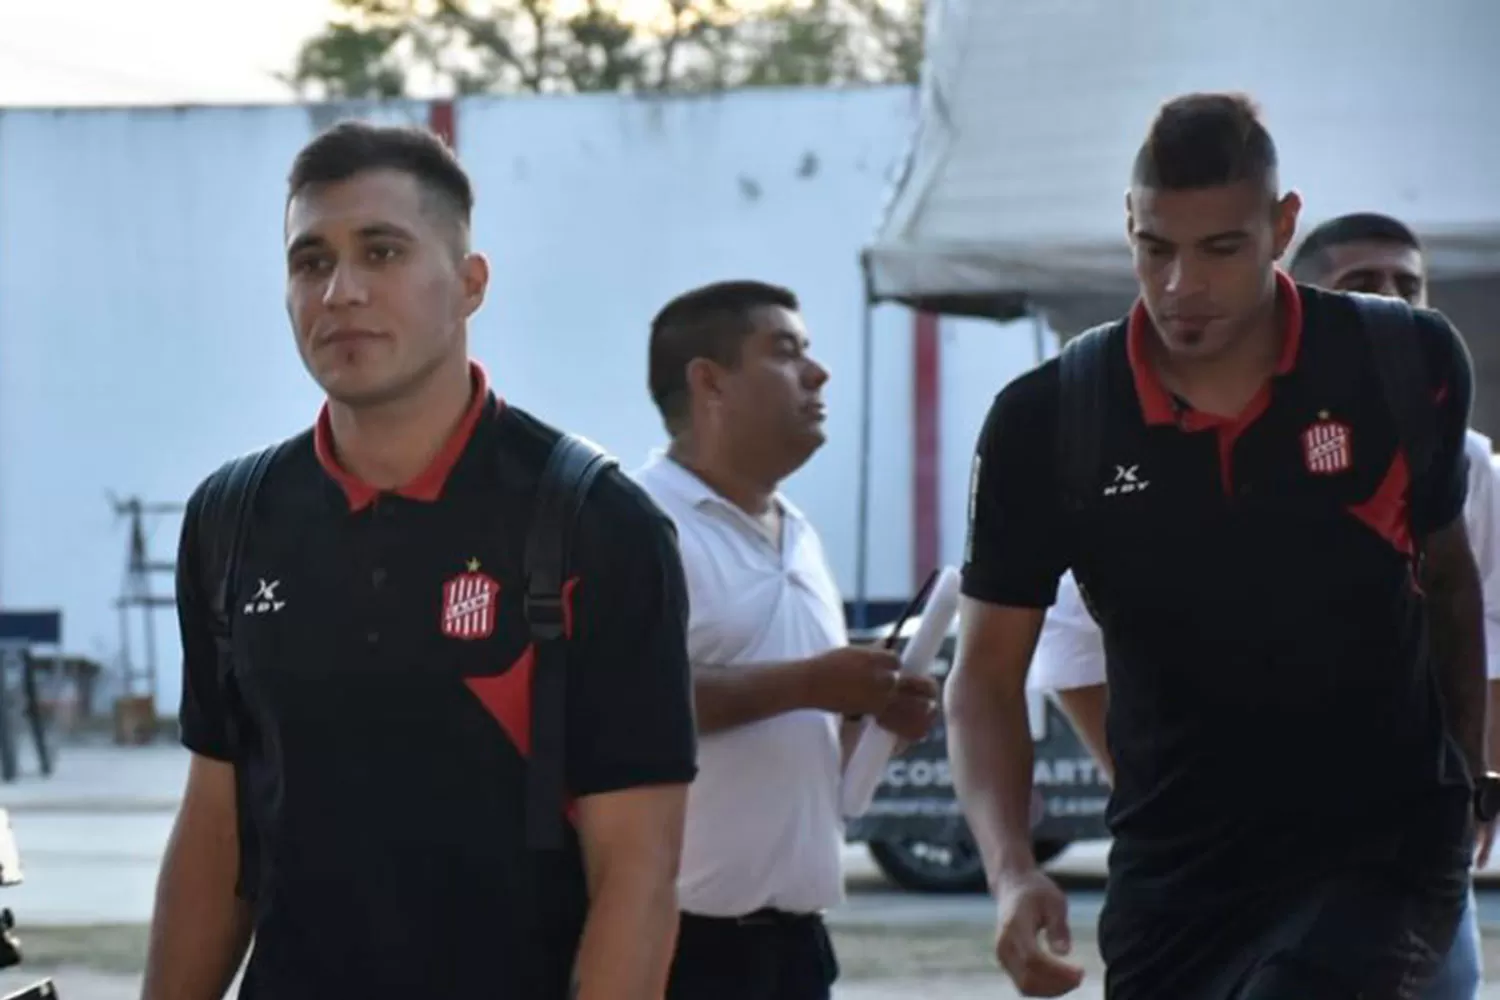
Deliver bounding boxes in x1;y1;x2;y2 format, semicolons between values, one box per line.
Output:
947;92;1490;998
141;121;698;1000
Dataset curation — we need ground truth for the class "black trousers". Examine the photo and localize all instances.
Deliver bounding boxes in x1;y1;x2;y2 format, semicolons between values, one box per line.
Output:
665;909;839;1000
1104;822;1471;1000
1221;856;1470;1000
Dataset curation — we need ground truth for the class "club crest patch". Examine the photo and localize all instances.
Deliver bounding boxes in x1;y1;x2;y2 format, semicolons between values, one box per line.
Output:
442;558;499;640
1301;412;1352;475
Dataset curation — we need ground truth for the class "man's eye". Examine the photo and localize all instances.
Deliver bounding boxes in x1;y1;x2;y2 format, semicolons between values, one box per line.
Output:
291;256;331;274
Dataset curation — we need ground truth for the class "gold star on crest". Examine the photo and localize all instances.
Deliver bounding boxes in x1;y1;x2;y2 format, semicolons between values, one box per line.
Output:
1317;410;1330;420
466;557;481;572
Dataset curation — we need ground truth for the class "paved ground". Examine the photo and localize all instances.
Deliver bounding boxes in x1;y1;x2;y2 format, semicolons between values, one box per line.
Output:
0;739;1079;997
2;738;1498;999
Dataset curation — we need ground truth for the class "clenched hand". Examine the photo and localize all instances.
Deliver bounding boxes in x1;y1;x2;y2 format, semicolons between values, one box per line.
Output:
993;868;1084;997
873;674;940;742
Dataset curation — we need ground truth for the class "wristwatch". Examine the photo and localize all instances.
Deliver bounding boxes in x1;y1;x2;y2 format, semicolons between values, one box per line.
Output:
1474;771;1500;822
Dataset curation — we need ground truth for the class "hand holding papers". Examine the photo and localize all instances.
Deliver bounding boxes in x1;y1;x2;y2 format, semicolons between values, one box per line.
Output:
840;565;962;818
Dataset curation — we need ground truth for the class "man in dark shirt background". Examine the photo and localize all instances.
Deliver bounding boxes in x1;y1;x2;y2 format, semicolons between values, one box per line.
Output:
140;121;697;1000
946;92;1488;998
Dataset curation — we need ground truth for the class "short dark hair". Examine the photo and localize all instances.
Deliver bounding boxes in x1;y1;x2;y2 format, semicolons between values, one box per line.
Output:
1132;92;1278;193
648;280;800;433
1288;212;1423;282
287;120;474;227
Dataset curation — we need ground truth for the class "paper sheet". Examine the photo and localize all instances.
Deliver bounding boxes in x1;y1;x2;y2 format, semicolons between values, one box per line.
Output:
840;565;962;818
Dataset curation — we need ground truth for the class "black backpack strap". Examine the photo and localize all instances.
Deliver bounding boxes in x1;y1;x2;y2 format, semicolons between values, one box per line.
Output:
524;433;617;851
1351;293;1436;488
195;441;283;898
201;445;282;637
1057;321;1121;511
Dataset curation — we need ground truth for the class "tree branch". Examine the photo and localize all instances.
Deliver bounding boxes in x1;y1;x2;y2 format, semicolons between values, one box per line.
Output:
283;0;926;99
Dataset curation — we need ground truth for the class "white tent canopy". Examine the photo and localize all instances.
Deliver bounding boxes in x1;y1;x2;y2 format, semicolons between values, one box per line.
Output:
864;0;1500;328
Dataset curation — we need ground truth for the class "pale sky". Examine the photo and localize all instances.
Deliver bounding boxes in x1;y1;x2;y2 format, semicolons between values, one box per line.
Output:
0;0;334;106
0;0;724;107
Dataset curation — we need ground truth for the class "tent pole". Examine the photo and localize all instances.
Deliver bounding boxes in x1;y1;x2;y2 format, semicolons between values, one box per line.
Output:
853;297;874;629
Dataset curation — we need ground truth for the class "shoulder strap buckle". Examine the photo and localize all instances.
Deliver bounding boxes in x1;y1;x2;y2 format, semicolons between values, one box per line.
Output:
522;592;566;641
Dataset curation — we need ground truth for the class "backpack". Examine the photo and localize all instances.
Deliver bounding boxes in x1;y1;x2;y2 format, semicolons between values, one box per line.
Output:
194;426;616;897
1057;292;1436;513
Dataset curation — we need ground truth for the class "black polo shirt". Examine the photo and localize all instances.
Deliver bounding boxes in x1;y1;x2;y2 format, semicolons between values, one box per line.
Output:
964;273;1474;906
175;364;698;999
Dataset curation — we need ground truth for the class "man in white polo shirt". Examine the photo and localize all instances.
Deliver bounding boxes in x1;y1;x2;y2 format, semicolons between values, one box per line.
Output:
633;279;939;1000
1032;213;1500;1000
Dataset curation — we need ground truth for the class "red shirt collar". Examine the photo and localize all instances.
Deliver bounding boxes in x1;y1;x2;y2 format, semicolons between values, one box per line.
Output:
1126;269;1303;426
314;361;494;511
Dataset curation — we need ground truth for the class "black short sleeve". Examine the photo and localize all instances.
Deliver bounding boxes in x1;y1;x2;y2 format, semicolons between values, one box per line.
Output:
1409;310;1475;537
565;473;698;797
961;364;1070;608
176;477;233;761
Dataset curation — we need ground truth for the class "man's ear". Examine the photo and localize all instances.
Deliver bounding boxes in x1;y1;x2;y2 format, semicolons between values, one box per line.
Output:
1271;191;1302;261
461;251;490;318
685;356;725;408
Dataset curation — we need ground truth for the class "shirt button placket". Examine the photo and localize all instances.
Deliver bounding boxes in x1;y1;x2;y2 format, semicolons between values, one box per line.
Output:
367;499;395;651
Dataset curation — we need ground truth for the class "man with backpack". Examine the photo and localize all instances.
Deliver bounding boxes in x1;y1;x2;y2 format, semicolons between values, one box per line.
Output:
946;92;1493;998
140;121;698;1000
1029;211;1500;1000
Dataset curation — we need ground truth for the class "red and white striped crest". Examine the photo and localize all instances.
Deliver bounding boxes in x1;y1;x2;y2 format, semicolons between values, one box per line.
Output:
1301;419;1352;475
441;568;499;640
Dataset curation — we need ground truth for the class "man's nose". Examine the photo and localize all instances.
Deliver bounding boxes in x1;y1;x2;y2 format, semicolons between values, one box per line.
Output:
1164;256;1204;295
322;262;370;307
803;357;830;388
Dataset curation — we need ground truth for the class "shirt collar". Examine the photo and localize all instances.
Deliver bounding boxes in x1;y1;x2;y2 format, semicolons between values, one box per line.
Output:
1126;269;1304;426
638;449;804;522
314;360;495;511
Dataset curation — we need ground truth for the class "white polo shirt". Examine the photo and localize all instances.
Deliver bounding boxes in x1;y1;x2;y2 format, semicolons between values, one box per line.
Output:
633;452;848;917
1030;429;1500;693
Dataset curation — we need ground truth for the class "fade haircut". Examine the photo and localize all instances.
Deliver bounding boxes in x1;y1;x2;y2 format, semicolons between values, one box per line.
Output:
1288;212;1423;283
1132;92;1279;194
648;280;800;433
287;120;474;236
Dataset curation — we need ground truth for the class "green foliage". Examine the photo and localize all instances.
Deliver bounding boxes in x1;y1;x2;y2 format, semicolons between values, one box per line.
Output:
282;0;924;98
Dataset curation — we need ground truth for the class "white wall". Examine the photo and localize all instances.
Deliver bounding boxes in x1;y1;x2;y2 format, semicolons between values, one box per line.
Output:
938;312;1056;569
457;87;925;609
0;87;1043;713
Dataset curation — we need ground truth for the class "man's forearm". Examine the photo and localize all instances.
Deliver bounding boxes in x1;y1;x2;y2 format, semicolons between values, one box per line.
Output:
944;669;1039;883
1487;680;1500;773
1429;572;1488;776
140;814;253;1000
573;868;680;1000
692;661;811;734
